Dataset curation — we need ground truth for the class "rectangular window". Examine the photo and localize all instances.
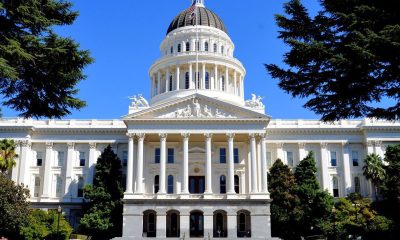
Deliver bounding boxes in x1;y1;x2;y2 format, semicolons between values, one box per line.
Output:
55;175;63;197
155;148;160;164
234;148;239;164
122;151;128;167
266;152;272;167
167;148;174;164
57;151;65;167
287;151;294;167
34;176;41;197
330;151;337;167
79;152;86;167
352;151;359;167
77;176;84;197
219;148;226;164
36;152;43;167
354;177;361;193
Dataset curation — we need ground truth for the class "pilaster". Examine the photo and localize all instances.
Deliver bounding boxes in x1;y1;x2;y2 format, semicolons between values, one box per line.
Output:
41;142;53;198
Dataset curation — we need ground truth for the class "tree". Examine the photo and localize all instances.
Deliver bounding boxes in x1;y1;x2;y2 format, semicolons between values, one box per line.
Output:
20;209;72;240
0;173;30;238
334;193;392;240
268;159;301;240
80;145;123;239
363;153;386;201
0;139;17;174
294;152;334;237
0;0;93;118
265;0;400;121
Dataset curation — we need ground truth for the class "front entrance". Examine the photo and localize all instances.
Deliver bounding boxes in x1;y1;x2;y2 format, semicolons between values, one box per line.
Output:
190;211;204;238
189;176;205;194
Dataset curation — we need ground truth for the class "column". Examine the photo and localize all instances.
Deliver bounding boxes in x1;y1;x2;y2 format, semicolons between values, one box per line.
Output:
156;209;167;238
135;133;145;194
320;143;329;190
342;142;351;196
225;67;229;92
227;133;235;194
151;75;155;97
181;133;190;194
18;140;31;186
234;70;237;95
276;143;284;161
157;71;161;94
189;63;193;89
126;134;135;194
365;140;375;197
202;63;206;89
159;133;167;194
64;142;74;199
11;141;21;182
260;134;269;193
205;133;213;194
42;142;53;198
166;68;170;92
298;142;307;162
214;64;218;90
176;65;180;90
374;140;384;158
87;142;97;185
227;211;237;238
250;134;258;193
240;76;244;97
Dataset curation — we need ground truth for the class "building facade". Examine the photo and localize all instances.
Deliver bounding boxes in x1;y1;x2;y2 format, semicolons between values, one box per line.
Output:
1;0;400;239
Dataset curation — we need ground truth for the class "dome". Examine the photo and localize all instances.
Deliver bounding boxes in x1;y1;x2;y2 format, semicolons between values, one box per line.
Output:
166;6;227;35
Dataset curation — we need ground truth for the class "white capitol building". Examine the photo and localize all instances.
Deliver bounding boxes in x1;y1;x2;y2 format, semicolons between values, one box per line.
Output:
2;0;400;239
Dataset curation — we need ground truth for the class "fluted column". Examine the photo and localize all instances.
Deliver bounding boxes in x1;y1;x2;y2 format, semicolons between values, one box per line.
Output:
260;134;269;193
181;133;190;194
87;142;97;185
176;65;180;90
250;134;258;193
342;142;351;195
205;133;213;194
166;68;170;92
64;142;74;200
126;134;135;194
159;133;167;194
320;142;329;190
135;133;145;194
227;133;235;194
42;142;53;198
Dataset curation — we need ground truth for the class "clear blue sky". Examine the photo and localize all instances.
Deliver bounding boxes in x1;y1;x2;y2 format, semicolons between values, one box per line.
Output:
3;0;324;120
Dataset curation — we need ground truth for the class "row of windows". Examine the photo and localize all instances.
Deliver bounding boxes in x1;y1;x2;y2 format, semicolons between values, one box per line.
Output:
331;176;362;198
32;175;84;198
170;42;227;54
153;148;240;164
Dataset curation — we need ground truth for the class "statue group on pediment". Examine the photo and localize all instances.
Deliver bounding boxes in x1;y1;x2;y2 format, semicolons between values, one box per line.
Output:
245;94;265;109
129;94;149;108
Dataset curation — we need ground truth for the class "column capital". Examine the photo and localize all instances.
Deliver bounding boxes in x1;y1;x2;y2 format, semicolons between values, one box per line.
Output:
276;142;284;149
204;133;213;139
45;142;53;149
249;133;257;139
137;133;146;140
374;140;382;147
67;142;75;149
341;141;349;147
159;133;168;140
89;142;97;149
320;142;328;149
126;133;136;139
181;133;190;139
258;133;268;139
226;133;235;139
18;140;31;148
298;142;306;149
365;140;374;147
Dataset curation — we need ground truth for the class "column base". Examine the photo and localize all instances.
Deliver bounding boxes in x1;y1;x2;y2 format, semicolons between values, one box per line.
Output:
156;193;167;199
249;193;270;199
227;192;238;199
203;192;214;199
124;193;144;200
180;193;190;199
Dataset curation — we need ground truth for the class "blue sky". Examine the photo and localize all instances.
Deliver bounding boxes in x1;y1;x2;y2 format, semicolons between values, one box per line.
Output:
3;0;324;119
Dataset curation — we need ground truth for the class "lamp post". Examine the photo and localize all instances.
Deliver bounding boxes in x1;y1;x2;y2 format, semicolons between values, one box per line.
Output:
57;205;62;240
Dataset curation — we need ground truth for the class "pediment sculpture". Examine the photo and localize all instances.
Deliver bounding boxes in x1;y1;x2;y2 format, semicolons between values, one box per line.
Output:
245;94;265;109
129;94;149;109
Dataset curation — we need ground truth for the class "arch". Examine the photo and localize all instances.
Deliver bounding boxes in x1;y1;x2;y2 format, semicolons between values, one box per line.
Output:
237;210;251;238
234;175;240;194
186;42;190;52
177;44;181;53
154;175;159;194
214;43;217;53
205;42;209;52
190;210;204;238
220;175;226;194
168;175;174;194
185;72;190;89
166;210;180;238
143;210;157;238
213;210;227;238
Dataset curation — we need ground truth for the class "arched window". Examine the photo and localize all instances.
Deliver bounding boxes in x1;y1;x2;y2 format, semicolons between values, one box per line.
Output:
220;175;226;194
168;175;174;194
169;75;173;91
332;177;339;197
178;44;181;53
213;211;227;238
154;175;159;194
143;210;157;237
185;72;190;89
170;46;173;54
354;177;361;193
221;46;224;54
214;43;217;53
190;211;204;238
237;210;251;238
234;175;240;194
221;76;225;91
205;72;210;89
205;42;209;51
186;42;190;51
167;210;180;237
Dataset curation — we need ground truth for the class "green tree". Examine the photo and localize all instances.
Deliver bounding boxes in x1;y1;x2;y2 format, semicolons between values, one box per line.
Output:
268;159;301;240
80;145;123;239
0;139;17;173
265;0;400;121
0;0;93;118
0;173;30;238
363;153;386;201
334;193;392;240
20;209;72;240
294;152;334;237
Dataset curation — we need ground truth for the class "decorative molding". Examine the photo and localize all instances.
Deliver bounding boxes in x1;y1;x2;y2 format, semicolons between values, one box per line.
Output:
366;140;374;147
226;133;235;139
204;133;213;139
89;142;97;149
374;140;382;147
45;142;53;149
129;94;149;108
181;133;190;139
320;142;328;149
159;133;168;140
245;93;265;109
67;142;75;149
249;133;258;139
258;133;267;139
136;133;146;140
298;142;306;149
276;142;284;149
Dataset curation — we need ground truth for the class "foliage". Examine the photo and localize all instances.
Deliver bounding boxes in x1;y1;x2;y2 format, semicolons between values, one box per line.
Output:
268;159;301;240
0;0;93;118
294;152;334;237
363;153;386;200
382;144;400;205
0;139;17;173
265;0;400;121
333;193;392;240
20;209;72;240
80;145;123;239
0;173;30;238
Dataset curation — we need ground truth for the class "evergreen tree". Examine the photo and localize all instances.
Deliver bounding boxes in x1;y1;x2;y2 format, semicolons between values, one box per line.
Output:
80;145;123;239
294;152;334;237
265;0;400;121
0;139;17;174
268;159;301;240
0;0;93;118
363;153;386;201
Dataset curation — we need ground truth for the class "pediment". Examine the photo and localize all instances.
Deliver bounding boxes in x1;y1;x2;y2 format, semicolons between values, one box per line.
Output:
123;94;269;120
